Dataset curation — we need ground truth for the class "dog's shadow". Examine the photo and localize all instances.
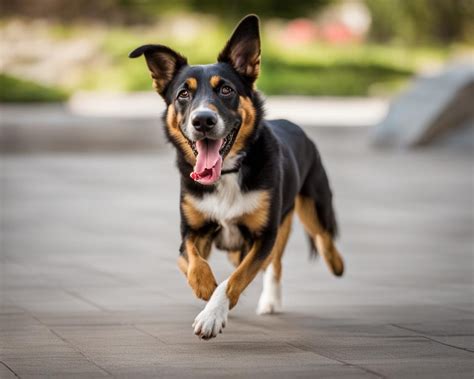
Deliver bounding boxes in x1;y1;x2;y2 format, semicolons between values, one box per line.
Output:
196;311;342;351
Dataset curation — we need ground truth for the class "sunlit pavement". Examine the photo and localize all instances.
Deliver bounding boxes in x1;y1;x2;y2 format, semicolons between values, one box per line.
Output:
1;125;473;378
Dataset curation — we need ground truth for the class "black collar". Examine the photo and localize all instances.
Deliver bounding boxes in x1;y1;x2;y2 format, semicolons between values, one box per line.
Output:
221;153;246;176
221;166;240;175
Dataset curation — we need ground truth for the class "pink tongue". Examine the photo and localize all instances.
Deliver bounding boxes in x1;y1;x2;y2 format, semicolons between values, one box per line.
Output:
191;139;223;184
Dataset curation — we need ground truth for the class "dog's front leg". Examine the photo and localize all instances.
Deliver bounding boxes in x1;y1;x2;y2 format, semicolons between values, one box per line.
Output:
193;237;274;340
178;236;217;301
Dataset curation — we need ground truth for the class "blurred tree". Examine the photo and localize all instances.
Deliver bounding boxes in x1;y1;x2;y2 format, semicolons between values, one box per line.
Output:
0;0;333;22
186;0;333;19
0;0;145;23
365;0;474;44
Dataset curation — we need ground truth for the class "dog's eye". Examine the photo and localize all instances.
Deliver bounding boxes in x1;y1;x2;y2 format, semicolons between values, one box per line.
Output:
220;85;234;96
177;90;190;100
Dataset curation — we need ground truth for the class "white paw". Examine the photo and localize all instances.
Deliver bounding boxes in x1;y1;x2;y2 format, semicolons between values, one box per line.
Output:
256;265;281;315
192;279;229;340
257;290;281;315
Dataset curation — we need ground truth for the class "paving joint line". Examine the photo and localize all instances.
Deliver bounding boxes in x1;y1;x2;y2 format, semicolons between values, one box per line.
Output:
132;324;168;345
0;361;20;378
25;311;115;377
62;288;110;312
286;342;386;378
391;324;474;353
48;328;115;377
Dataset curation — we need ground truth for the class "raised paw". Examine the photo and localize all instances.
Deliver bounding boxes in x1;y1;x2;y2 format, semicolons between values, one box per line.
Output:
192;306;227;340
187;259;217;301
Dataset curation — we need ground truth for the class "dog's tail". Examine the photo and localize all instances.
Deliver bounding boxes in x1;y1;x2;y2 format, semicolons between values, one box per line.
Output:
295;145;344;276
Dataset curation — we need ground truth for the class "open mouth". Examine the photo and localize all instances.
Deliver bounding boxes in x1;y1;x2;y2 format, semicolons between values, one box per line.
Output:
188;128;238;185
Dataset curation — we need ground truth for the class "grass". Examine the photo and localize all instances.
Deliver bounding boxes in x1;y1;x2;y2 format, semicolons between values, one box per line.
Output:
259;59;413;96
0;74;69;103
81;27;444;96
0;20;455;102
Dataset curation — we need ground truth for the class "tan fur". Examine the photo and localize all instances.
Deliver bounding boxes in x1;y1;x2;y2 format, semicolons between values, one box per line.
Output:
147;52;182;94
228;42;260;80
182;194;208;229
263;211;293;281
183;238;217;301
166;104;196;165
238;190;270;233
207;103;218;112
209;75;221;88
152;74;166;94
295;196;344;276
177;255;188;275
226;240;262;308
227;251;241;267
186;77;197;91
229;96;256;157
225;211;294;309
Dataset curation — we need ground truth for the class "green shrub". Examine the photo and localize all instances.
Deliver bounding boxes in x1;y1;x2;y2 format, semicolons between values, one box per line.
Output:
0;74;69;102
365;0;474;44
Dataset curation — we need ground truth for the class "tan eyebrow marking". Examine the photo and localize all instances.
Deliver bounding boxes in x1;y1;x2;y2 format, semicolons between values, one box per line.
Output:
210;75;221;88
186;77;197;90
207;104;218;112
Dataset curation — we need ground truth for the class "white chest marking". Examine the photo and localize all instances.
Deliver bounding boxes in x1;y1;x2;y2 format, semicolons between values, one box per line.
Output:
189;174;264;223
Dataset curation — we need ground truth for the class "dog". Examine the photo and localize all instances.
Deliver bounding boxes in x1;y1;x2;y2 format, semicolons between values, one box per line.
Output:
130;14;344;340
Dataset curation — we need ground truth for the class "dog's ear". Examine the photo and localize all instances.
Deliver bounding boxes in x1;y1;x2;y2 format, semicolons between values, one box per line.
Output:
129;44;187;96
218;14;261;84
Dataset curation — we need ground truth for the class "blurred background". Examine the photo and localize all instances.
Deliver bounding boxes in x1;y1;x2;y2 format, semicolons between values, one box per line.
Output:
1;1;473;377
1;0;473;100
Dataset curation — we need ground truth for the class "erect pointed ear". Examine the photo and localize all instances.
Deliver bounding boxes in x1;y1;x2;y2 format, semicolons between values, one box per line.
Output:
129;44;187;96
217;14;261;83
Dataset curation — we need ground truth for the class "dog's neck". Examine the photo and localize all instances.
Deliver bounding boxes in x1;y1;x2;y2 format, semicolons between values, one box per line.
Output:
221;152;247;175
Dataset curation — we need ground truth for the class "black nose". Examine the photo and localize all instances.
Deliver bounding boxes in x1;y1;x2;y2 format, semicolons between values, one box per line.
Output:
191;110;217;132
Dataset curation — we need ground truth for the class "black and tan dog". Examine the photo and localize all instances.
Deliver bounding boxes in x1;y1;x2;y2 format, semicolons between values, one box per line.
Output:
130;14;344;340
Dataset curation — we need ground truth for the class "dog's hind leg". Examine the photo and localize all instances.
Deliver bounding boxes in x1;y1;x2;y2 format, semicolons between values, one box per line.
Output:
295;195;344;276
257;211;293;315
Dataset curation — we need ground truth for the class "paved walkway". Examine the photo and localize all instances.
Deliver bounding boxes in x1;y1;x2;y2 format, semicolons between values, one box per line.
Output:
1;94;387;152
1;126;473;378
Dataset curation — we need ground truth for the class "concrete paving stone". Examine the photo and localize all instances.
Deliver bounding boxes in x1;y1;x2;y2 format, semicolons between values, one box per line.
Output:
52;324;168;349
67;286;174;312
427;335;474;351
1;123;473;377
0;362;20;379
294;335;473;361
110;365;380;379
356;358;473;379
1;261;126;290
87;342;341;376
30;308;198;327
0;312;42;332
3;355;110;377
0;315;110;377
135;321;275;345
395;319;474;337
4;288;103;314
293;336;473;378
283;304;474;324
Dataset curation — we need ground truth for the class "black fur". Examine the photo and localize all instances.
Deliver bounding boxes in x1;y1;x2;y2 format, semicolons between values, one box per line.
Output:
130;14;338;264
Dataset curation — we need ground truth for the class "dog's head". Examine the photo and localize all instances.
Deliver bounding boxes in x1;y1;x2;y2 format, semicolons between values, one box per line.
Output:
130;15;263;185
